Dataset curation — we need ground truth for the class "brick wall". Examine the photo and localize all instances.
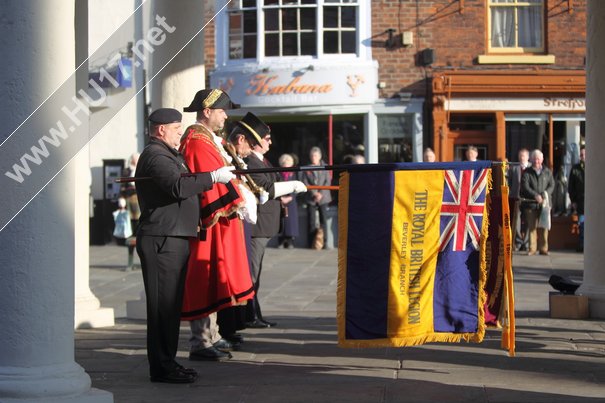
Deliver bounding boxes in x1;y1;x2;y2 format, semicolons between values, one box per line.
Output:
203;1;585;98
372;0;586;100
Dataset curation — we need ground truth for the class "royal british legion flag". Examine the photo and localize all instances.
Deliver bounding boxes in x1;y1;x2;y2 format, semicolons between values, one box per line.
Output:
337;161;492;348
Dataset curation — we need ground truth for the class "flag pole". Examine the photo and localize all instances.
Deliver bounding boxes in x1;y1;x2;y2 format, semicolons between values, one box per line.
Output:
114;161;516;183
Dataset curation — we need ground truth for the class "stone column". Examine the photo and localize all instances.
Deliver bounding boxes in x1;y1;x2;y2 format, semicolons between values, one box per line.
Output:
74;146;115;329
578;0;605;318
127;0;206;318
0;1;112;401
150;0;206;125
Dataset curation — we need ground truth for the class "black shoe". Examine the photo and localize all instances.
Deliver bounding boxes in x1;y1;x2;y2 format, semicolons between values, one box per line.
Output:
224;333;244;344
174;364;198;378
189;346;232;361
213;338;236;352
150;369;196;384
245;319;271;328
260;319;277;327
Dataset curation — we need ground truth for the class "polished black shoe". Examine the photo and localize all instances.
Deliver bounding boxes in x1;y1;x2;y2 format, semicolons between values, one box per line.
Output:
245;319;271;328
189;346;232;361
213;338;236;352
150;369;196;384
175;363;198;377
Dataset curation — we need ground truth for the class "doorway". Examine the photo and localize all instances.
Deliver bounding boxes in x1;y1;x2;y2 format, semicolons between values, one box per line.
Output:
444;114;497;162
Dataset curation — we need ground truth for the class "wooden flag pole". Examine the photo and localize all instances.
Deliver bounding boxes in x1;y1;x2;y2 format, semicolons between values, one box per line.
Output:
114;161;516;183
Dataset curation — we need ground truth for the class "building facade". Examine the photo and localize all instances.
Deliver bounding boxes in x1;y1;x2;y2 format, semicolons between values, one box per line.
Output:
203;0;586;175
205;0;423;167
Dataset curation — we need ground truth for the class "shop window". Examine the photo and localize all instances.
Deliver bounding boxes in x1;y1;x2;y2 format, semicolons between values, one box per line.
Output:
505;120;546;162
487;0;544;54
323;1;357;54
228;4;258;59
226;114;364;167
377;114;414;163
227;0;359;59
449;114;495;132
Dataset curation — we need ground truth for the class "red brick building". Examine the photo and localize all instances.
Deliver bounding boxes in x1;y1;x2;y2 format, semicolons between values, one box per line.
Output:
203;0;585;173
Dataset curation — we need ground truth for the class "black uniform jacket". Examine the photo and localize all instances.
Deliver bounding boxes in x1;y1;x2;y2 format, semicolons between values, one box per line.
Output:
245;153;282;238
135;137;214;237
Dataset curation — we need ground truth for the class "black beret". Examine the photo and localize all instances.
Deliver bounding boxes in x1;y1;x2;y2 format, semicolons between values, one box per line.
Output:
148;108;182;124
184;89;240;112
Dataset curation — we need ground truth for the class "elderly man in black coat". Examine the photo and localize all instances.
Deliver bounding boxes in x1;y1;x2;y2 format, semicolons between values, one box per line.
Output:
520;149;555;256
135;108;235;384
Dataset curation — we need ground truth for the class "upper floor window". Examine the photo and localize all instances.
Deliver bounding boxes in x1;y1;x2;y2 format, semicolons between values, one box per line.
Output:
227;0;358;60
488;0;544;53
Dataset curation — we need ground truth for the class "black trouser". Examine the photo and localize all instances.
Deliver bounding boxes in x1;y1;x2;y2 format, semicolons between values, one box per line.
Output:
245;236;270;322
137;235;190;377
217;305;247;338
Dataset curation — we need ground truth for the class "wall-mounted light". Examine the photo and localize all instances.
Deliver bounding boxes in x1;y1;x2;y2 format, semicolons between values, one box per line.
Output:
260;67;270;73
385;28;398;48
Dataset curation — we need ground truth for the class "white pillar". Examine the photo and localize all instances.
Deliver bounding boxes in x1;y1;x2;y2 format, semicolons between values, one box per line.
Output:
74;147;115;329
566;121;581;164
578;0;605;318
127;0;206;318
366;111;379;163
149;0;205;125
0;1;112;401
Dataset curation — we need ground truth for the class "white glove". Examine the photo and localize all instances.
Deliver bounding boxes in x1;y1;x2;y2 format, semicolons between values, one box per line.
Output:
292;181;307;193
258;189;269;205
273;180;307;198
211;166;236;184
237;184;257;224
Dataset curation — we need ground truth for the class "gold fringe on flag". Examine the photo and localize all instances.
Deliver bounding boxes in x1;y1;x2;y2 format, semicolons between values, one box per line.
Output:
499;161;516;357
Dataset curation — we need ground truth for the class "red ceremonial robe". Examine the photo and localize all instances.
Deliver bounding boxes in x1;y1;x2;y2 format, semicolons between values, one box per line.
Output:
180;124;255;320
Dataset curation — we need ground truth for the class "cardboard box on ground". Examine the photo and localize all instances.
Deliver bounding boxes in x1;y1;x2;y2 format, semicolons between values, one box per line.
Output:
549;292;589;319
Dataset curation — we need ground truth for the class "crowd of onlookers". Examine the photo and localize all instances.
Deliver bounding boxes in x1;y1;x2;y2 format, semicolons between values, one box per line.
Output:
419;144;585;255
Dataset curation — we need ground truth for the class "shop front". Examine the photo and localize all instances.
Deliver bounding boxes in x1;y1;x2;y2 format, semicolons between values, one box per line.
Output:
211;61;425;165
432;70;586;248
210;61;425;247
432;71;585;165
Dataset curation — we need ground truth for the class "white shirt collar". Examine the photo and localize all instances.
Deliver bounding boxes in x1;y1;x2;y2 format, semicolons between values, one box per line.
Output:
251;150;264;161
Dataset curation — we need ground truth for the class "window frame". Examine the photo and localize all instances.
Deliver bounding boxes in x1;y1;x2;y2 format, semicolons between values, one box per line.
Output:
219;0;365;64
486;0;545;55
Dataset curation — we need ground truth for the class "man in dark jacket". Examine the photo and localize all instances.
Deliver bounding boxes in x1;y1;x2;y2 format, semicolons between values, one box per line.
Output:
508;148;530;251
568;146;585;252
135;108;235;383
243;112;307;328
520;149;555;256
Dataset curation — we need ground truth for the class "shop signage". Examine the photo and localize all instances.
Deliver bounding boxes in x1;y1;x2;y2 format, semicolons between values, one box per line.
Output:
210;64;378;107
448;97;586;112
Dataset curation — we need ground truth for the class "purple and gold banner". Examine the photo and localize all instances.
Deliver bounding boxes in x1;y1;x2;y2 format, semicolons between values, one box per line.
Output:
337;161;492;347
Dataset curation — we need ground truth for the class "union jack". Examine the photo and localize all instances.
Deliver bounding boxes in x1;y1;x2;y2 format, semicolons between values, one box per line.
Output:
439;169;488;252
